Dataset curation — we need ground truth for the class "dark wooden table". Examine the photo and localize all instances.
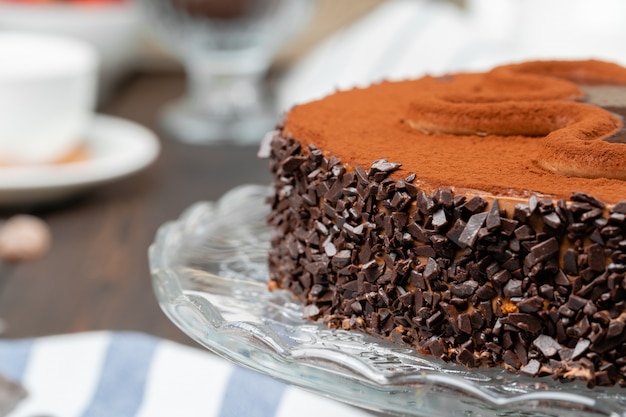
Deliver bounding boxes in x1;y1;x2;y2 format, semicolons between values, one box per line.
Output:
0;71;272;345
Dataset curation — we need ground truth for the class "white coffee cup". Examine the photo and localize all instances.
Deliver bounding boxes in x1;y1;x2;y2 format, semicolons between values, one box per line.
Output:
0;31;99;165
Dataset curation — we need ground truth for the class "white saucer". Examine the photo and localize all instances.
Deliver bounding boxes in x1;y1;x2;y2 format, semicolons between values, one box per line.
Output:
0;114;160;206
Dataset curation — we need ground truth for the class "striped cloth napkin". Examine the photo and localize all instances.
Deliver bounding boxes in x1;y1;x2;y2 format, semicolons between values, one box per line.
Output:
0;331;374;417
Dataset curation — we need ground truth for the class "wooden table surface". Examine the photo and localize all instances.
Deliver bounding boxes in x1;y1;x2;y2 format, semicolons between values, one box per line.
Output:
0;71;272;346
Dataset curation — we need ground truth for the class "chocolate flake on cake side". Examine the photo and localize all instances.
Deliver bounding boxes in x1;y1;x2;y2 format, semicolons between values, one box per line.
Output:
267;132;626;388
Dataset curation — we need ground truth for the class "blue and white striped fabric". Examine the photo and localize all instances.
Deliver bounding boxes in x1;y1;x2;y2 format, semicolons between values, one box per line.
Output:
0;332;374;417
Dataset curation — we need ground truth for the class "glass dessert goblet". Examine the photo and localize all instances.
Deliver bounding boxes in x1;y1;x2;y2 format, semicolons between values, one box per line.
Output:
142;0;310;144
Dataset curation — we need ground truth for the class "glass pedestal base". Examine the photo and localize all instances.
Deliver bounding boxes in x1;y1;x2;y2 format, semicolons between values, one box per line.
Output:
160;96;276;145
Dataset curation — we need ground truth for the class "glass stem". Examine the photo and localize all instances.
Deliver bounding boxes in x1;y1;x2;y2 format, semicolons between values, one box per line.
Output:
184;53;269;118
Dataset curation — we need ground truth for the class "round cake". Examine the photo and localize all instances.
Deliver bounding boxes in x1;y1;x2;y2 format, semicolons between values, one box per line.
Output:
265;60;626;387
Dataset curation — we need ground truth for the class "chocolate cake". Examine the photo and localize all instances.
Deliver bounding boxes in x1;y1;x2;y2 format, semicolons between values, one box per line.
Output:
265;60;626;387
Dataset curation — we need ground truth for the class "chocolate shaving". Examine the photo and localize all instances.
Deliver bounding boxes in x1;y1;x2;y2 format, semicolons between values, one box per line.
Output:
532;334;562;358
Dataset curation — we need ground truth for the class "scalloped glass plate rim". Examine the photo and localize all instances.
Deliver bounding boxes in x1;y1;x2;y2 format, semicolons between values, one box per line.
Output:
149;184;626;417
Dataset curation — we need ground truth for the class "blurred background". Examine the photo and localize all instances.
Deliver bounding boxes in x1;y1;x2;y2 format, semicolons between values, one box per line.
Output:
2;0;626;145
2;0;625;103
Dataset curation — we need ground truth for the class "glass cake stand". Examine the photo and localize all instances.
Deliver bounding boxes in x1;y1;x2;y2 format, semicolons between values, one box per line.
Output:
149;184;626;417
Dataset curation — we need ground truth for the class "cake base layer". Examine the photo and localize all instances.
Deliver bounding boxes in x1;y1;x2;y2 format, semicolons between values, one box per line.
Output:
267;132;626;388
